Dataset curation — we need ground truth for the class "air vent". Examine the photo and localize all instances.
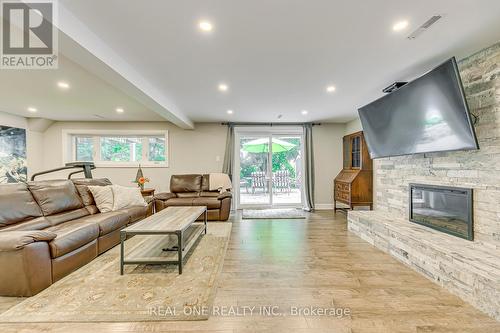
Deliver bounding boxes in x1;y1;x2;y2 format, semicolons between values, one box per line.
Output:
407;15;442;40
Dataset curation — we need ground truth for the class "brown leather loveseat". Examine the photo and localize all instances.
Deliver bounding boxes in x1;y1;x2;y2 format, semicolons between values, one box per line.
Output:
0;178;152;296
154;174;231;221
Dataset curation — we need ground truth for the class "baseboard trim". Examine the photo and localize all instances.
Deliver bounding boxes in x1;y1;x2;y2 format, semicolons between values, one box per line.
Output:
314;204;334;210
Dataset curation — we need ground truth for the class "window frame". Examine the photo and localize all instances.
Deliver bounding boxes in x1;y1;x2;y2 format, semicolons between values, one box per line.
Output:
63;129;169;168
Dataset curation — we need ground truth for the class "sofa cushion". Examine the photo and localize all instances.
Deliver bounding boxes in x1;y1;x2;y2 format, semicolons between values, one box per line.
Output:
164;197;195;206
201;174;210;191
45;221;99;258
118;206;149;223
154;192;176;201
1;217;51;231
0;183;42;227
176;192;200;198
111;185;147;211
0;230;57;251
78;211;129;236
28;180;83;216
72;178;112;206
88;185;114;213
170;174;202;193
200;191;220;197
45;208;90;226
192;197;221;209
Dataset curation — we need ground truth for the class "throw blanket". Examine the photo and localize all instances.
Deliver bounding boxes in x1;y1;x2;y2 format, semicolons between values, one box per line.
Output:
209;173;232;192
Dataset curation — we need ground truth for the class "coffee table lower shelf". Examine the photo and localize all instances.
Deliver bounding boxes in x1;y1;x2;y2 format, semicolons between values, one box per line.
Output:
120;223;205;275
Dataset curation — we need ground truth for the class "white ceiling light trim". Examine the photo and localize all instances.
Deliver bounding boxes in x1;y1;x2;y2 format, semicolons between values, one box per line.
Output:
198;20;213;32
218;83;229;92
326;85;336;93
57;81;70;89
393;20;409;31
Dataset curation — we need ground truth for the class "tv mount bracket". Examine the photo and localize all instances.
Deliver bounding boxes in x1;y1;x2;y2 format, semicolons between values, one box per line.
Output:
382;82;408;94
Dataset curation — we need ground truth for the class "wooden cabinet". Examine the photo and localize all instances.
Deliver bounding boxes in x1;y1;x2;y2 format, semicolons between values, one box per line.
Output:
334;131;373;211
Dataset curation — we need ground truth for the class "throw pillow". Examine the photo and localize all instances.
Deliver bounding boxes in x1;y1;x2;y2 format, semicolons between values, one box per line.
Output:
111;185;147;211
88;185;114;213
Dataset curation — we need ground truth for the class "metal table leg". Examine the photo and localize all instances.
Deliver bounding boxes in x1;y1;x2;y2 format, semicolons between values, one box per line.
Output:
120;231;126;275
204;209;208;234
177;231;183;274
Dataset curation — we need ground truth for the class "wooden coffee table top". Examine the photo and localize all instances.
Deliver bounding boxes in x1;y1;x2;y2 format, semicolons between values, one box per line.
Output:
122;206;206;234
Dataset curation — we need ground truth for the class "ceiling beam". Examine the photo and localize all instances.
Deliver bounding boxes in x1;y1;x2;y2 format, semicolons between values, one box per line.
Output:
53;3;194;129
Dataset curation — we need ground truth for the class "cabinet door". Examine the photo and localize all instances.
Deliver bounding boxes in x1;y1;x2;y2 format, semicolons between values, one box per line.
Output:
343;136;351;169
351;135;361;168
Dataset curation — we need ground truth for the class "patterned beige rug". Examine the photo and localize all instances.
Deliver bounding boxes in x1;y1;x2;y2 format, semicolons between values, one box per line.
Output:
0;223;231;322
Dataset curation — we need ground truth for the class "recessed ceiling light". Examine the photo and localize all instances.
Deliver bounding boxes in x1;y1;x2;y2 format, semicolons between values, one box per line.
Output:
227;109;234;114
27;107;37;113
57;81;70;89
116;107;124;113
199;20;213;32
393;20;409;31
326;85;336;93
301;110;308;115
218;83;228;92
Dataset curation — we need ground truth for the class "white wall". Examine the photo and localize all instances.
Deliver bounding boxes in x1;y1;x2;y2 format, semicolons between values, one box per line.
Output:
40;121;345;207
313;123;345;208
0;111;44;179
40;122;226;192
345;117;362;135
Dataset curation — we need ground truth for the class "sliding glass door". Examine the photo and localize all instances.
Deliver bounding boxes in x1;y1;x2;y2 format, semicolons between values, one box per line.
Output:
238;135;271;206
235;128;303;209
271;135;302;205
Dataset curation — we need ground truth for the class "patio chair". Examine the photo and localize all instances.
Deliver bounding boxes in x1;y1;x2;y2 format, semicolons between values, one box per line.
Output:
273;170;291;193
250;171;267;193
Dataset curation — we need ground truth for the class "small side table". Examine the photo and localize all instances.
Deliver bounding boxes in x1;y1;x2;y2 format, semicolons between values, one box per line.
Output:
141;188;155;197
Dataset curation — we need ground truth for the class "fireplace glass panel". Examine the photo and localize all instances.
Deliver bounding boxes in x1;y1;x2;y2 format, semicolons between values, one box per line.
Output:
410;184;473;240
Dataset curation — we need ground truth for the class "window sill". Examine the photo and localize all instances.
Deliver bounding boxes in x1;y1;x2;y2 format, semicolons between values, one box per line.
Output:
81;163;168;169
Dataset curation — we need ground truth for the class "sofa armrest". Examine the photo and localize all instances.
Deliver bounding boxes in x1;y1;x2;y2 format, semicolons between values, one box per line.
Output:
154;192;177;201
0;230;56;252
217;192;232;200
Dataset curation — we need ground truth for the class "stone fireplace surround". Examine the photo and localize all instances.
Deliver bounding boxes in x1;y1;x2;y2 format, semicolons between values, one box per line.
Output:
347;41;500;320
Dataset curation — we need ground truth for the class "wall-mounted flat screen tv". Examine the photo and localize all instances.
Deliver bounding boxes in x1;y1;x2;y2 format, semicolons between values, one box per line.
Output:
358;57;479;159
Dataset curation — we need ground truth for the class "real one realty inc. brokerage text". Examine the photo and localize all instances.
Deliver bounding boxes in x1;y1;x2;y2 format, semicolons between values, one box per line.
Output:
149;305;352;318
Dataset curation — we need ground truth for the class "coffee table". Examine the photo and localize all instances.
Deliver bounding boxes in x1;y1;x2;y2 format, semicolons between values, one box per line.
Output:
120;206;207;275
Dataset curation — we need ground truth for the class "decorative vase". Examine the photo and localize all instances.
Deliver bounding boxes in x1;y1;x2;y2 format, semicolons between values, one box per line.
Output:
135;165;144;183
139;183;145;191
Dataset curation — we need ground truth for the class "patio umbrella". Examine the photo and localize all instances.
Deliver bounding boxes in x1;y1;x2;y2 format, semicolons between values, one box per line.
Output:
242;138;296;153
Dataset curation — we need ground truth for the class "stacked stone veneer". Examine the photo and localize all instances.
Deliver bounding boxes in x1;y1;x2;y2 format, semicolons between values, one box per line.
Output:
374;42;500;249
348;211;500;320
348;42;500;320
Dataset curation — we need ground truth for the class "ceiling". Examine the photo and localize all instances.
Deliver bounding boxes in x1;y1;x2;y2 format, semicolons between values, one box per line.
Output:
2;0;500;125
0;54;165;122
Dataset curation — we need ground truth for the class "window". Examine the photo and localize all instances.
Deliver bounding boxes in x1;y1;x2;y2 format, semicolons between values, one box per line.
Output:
69;131;168;167
100;137;143;162
75;137;93;162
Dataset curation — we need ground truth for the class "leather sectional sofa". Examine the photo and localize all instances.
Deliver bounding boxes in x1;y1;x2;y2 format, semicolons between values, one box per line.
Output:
154;174;232;221
0;178;152;296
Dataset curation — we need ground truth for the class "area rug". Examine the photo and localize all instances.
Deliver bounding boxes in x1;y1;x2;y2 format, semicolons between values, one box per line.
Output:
0;223;232;322
242;208;306;219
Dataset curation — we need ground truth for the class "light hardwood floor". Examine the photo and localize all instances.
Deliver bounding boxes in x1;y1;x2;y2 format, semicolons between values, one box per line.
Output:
1;211;499;332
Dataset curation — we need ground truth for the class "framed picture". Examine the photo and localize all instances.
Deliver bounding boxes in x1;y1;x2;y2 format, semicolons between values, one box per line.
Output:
0;126;27;183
